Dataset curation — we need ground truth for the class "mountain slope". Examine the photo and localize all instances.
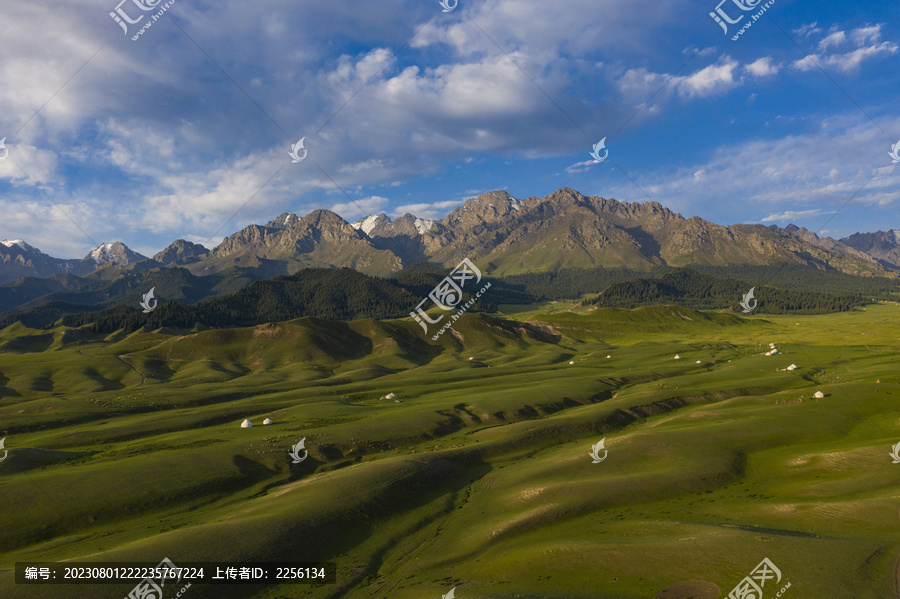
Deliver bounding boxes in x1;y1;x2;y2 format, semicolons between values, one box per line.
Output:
840;229;900;270
188;210;402;277
0;240;88;284
416;189;890;276
54;268;429;333
153;239;210;266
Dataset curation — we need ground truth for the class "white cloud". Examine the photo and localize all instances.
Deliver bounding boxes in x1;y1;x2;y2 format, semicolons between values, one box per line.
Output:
745;57;779;77
330;195;389;219
616;56;745;106
818;31;847;51
566;159;600;175
675;58;741;98
760;209;827;222
793;24;897;73
851;25;883;46
0;142;60;185
794;23;822;37
598;113;900;226
393;200;459;220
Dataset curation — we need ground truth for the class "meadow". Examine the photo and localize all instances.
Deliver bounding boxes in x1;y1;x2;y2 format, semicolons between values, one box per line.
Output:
0;302;898;598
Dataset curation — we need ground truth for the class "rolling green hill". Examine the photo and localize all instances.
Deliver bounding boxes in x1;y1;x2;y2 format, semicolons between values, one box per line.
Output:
0;303;899;598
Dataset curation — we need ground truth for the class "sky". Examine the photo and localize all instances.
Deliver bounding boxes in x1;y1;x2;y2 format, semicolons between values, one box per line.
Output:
0;0;898;259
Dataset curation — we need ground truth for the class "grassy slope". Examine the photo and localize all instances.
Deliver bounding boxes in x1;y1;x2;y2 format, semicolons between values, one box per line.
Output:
0;305;898;598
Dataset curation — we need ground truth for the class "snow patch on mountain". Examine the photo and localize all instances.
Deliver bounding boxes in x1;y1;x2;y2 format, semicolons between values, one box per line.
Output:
352;214;387;235
414;218;434;234
1;239;32;252
90;243;116;263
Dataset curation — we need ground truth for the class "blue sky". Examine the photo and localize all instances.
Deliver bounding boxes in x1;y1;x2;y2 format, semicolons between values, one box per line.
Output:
0;0;898;259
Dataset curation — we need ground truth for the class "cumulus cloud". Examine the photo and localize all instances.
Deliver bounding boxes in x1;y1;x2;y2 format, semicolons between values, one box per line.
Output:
616;56;744;106
0;142;60;185
745;57;779;77
675;58;742;98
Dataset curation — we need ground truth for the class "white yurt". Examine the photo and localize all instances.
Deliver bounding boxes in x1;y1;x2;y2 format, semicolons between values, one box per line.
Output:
569;360;575;365
674;354;681;360
813;391;825;398
786;364;798;371
606;355;611;359
240;419;252;428
385;393;397;400
263;418;274;425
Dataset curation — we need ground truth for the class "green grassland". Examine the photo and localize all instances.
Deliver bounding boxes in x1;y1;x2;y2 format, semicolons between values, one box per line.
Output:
0;304;899;598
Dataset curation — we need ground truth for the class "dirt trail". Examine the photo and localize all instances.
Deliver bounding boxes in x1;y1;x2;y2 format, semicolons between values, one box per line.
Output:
77;349;147;385
116;355;146;385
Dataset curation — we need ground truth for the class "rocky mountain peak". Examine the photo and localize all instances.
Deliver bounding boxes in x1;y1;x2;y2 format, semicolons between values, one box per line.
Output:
351;213;392;236
153;239;210;266
1;239;37;254
445;190;523;228
266;212;300;229
840;229;900;270
84;241;147;266
301;209;353;229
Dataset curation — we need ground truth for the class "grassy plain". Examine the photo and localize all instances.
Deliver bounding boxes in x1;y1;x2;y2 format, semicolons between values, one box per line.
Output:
0;303;899;598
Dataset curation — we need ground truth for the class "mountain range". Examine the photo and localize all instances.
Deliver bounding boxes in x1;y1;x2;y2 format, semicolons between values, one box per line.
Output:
0;240;148;283
1;188;897;320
